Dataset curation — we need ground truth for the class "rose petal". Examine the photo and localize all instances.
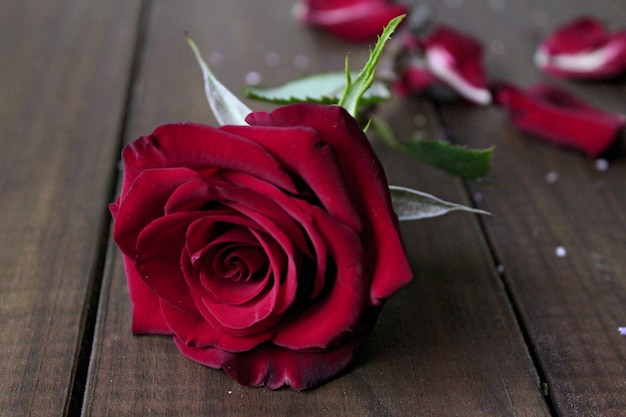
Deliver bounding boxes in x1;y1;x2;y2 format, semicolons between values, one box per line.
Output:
161;301;271;352
493;82;626;156
176;189;305;334
173;305;380;389
246;103;413;305
395;26;491;104
163;176;226;214
180;246;284;339
188;225;269;304
221;171;330;298
113;167;200;257
221;124;366;301
421;26;492;104
207;208;298;313
293;0;408;42
539;17;609;54
119;253;171;335
392;59;436;95
273;205;366;350
221;124;361;232
135;211;207;313
111;169;211;331
173;337;356;390
535;17;626;79
194;228;289;332
119;123;297;198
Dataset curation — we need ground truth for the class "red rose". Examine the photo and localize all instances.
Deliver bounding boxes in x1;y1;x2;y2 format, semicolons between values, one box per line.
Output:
110;103;412;389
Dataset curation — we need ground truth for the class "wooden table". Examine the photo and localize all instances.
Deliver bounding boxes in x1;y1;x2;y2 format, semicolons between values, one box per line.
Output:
2;1;625;416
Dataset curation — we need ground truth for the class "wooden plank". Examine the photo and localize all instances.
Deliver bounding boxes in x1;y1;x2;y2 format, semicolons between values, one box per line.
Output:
420;0;626;415
0;1;143;416
84;1;550;415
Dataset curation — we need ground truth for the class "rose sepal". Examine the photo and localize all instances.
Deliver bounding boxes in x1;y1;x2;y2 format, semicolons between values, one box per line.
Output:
338;14;405;117
245;71;391;106
390;186;490;221
186;34;252;125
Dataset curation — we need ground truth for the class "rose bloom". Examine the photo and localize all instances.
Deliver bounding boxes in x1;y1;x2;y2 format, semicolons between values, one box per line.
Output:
110;103;413;390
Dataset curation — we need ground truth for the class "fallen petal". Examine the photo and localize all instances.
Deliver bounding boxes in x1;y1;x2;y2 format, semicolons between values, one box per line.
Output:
392;58;436;95
396;25;492;104
293;0;408;42
422;26;492;104
493;82;626;156
535;17;626;79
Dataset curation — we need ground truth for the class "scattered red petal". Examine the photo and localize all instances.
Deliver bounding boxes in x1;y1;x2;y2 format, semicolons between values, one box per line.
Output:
293;0;408;42
392;60;435;95
396;26;491;104
493;82;625;156
535;17;626;79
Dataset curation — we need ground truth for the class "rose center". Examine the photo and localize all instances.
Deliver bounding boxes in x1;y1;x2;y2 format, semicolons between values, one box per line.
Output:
212;245;268;282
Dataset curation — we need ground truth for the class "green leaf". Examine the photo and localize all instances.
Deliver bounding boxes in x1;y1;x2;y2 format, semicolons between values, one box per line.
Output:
245;72;390;105
396;139;493;180
338;15;405;117
389;186;490;221
186;34;251;126
371;117;493;180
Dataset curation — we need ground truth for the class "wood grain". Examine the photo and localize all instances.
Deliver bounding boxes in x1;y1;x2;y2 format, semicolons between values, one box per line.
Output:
0;1;143;416
83;1;550;415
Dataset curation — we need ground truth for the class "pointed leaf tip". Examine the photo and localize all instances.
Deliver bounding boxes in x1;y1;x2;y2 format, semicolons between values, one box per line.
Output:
338;15;405;116
186;34;251;125
390;185;490;221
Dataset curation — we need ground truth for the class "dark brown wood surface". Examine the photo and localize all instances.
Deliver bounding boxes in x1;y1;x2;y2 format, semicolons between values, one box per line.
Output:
428;1;626;415
0;1;143;416
1;1;624;416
